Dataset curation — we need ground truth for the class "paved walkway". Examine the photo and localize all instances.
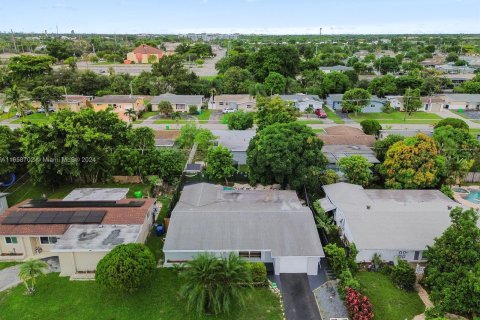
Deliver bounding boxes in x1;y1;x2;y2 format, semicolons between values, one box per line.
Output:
431;110;480;128
0;265;22;292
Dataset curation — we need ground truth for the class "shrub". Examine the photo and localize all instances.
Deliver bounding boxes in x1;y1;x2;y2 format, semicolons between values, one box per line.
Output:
381;102;395;114
339;269;361;297
95;243;156;293
247;262;267;286
227;111;254;130
424;306;446;320
324;243;348;277
434;118;469;131
440;185;454;199
188;105;198;115
390;259;416;291
360;119;382;136
146;103;152;112
345;287;374;320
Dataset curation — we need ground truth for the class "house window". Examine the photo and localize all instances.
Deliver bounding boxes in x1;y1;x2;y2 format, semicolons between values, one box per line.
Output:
370;104;375;108
39;237;57;245
219;102;224;106
5;237;18;244
239;251;261;259
176;104;186;110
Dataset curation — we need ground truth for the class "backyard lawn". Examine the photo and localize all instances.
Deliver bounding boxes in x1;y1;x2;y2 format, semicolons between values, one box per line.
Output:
324;106;345;124
11;113;53;124
1;179;150;206
357;272;424;320
349;111;442;124
296;118;323;124
196;109;212;122
0;270;283;320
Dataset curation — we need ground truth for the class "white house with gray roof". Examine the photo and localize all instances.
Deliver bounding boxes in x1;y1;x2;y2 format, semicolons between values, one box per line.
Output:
321;183;464;263
319;65;354;73
151;93;204;112
164;183;324;275
327;94;386;113
280;94;323;112
211;130;255;165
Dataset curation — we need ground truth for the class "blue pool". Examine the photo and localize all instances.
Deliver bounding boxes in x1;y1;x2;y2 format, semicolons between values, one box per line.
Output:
465;190;480;204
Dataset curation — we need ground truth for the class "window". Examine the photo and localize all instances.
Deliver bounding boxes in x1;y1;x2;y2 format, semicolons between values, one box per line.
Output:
39;237;57;245
370;104;375;108
219;102;224;106
176;104;186;110
5;237;18;244
239;251;261;259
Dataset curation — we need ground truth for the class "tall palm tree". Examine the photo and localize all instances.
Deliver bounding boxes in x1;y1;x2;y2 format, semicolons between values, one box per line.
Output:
180;253;252;315
18;259;49;294
124;108;137;122
4;84;30;118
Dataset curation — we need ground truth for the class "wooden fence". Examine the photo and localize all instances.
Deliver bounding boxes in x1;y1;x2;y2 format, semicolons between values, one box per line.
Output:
463;172;480;183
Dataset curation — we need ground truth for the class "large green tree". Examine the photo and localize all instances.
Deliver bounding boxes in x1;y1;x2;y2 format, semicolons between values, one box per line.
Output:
338;155;373;187
8;55;55;80
0;126;18;176
247;122;327;190
423;207;480;318
255;96;300;130
263;72;286;95
180;253;252;315
31;85;64;117
221;66;253;94
247;45;300;82
373;134;404;162
3;84;31;117
381;133;446;189
403;88;422;119
342;88;371;115
205;145;237;183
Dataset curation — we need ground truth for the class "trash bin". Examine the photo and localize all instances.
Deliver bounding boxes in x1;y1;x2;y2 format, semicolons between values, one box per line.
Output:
166;125;170;130
155;224;164;236
133;191;143;198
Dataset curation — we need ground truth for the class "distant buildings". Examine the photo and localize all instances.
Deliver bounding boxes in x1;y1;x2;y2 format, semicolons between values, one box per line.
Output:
179;33;239;42
126;44;165;64
319;65;354;73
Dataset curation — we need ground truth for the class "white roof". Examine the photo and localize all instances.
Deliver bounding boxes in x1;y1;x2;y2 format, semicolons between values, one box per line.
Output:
323;183;467;251
164;183;324;257
211;130;255;151
63;188;129;201
52;224;142;252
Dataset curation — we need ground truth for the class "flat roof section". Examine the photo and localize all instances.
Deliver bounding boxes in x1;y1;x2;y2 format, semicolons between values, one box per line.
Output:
63;188;129;201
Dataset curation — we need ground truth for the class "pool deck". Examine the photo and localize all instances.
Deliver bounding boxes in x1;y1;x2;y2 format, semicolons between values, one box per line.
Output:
453;186;480;209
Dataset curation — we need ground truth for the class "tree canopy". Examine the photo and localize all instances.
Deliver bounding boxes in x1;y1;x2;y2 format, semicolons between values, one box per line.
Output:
338;155;373;187
255;96;300;130
205;145;237;183
247;122;327;190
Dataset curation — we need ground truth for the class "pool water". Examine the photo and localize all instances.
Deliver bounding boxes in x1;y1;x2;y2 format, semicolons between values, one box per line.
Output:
452;187;469;194
465;191;480;204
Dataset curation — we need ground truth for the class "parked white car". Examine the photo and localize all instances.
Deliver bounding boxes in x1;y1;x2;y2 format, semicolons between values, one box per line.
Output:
222;107;237;114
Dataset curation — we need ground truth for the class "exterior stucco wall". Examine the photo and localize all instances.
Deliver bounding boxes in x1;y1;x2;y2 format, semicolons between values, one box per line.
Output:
356;249;425;263
0;197;8;215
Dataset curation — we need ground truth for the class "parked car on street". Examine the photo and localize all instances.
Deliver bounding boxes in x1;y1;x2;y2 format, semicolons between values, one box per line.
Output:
223;107;237;114
315;108;327;118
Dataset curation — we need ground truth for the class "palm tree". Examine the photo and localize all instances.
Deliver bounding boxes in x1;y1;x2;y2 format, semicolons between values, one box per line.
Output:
4;84;30;118
18;259;49;294
180;253;252;315
124;108;137;122
313;201;338;236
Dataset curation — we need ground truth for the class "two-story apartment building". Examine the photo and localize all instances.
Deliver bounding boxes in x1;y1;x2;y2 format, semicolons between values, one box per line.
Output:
91;95;145;122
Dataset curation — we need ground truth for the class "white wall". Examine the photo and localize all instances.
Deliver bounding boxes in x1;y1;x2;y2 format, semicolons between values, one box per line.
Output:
273;256;320;275
356;249;425;263
0;197;8;215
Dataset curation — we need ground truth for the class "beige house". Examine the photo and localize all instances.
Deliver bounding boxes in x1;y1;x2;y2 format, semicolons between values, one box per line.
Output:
30;95;93;112
91;95;145;123
441;94;480;111
386;95;446;112
151;93;204;112
0;190;157;279
126;44;165;64
209;94;256;111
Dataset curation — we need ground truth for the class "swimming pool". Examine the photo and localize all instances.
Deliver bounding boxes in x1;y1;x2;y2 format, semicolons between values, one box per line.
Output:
452;187;469;194
464;190;480;204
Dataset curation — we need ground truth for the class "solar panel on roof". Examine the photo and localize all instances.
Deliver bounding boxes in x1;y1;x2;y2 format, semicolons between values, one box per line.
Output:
35;216;55;224
84;211;106;223
19;214;41;224
52;212;73;224
2;215;23;224
69;211;89;223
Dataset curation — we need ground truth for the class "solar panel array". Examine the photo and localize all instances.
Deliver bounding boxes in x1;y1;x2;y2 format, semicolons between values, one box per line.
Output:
21;200;145;208
1;210;107;225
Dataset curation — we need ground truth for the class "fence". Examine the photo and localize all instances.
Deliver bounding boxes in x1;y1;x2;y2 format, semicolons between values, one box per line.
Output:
463;172;480;183
112;175;142;183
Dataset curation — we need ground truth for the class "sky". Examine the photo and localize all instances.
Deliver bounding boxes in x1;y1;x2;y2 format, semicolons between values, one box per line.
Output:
1;0;479;35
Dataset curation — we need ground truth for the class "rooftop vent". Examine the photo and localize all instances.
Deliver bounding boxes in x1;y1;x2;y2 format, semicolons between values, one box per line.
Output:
366;205;371;210
350;145;360;150
447;205;452;210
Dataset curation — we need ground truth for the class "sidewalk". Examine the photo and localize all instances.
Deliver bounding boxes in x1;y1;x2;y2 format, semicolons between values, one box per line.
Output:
430;110;480;129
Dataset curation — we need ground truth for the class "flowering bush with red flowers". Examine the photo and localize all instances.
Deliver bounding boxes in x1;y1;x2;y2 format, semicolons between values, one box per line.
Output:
344;287;374;320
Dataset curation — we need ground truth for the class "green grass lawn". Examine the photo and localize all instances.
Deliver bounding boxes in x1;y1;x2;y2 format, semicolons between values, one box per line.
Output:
296;119;324;124
2;180;150;206
140;111;159;119
0;270;282;320
196;109;212;121
199;76;217;81
312;128;326;134
154;119;193;124
349;111;442;124
0;112;15;121
357;272;424;320
11;113;53;124
0;262;20;271
470;128;480;135
324;106;345;124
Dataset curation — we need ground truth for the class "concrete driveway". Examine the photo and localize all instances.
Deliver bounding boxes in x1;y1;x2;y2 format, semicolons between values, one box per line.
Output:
280;274;321;320
0;265;21;292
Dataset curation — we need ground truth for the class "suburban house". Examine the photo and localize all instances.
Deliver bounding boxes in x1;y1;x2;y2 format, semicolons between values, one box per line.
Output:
327;94;386;113
319;65;354;73
211;130;255;165
164;183;324;275
125;44;164;64
441;94;480;111
387;95;446;112
318;125;376;147
31;95;93;112
91;95;145;123
435;64;476;74
322;145;379;172
442;73;476;87
321;183;463;263
209;94;256;111
279;94;323;112
378;129;433;140
0;193;7;215
0;188;157;279
150;93;204;113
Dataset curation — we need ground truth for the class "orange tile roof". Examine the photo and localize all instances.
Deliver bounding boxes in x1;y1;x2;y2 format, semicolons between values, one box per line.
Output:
132;44;164;55
0;198;155;236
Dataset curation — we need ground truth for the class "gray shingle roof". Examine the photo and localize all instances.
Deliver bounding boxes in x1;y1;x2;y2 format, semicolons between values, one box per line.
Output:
323;183;468;251
150;93;203;105
91;95;138;104
319;65;354;72
322;145;380;164
164;183;324;257
211;130;255;151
